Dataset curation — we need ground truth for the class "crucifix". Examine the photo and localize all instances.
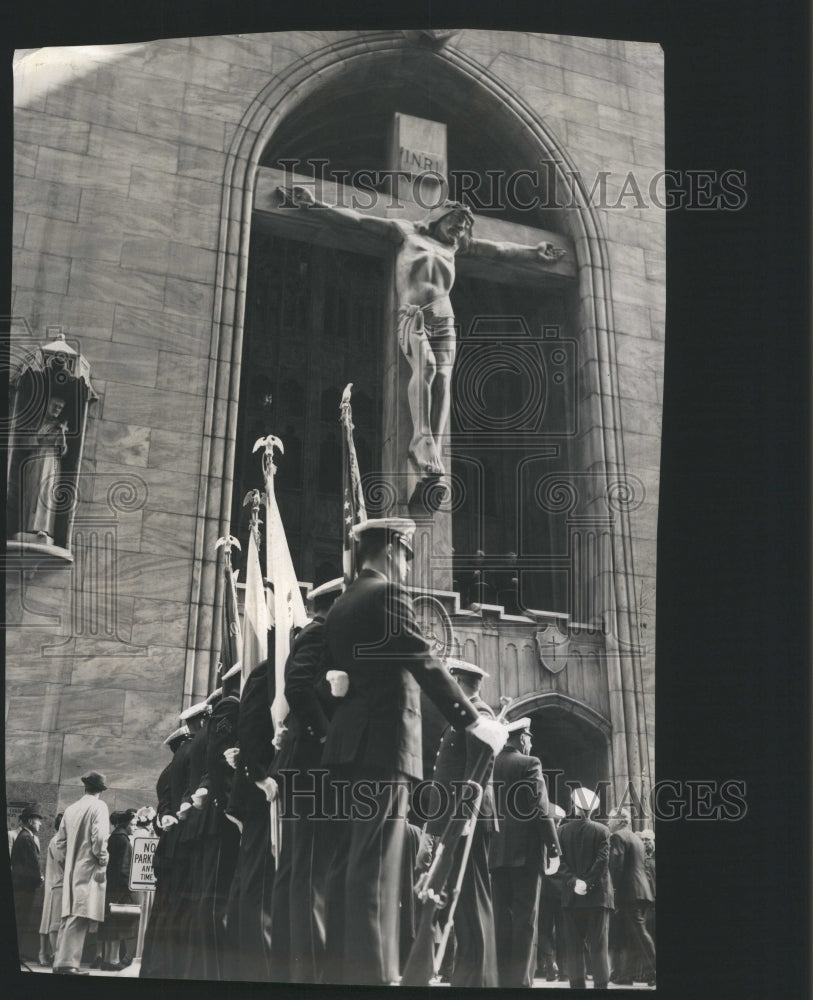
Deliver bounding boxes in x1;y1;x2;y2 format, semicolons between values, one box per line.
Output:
276;114;567;482
253;112;575;588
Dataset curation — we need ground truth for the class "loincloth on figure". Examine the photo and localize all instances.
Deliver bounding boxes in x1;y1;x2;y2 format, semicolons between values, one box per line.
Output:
398;301;456;357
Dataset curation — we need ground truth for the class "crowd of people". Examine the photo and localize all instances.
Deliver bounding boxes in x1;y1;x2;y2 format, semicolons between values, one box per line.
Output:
10;516;656;985
9;775;148;975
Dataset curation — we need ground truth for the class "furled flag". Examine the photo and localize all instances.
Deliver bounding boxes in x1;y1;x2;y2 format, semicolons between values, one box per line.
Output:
340;383;367;585
215;534;242;681
252;435;308;733
240;490;269;689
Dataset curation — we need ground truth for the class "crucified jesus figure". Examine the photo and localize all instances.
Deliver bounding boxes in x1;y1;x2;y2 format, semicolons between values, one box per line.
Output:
282;188;566;476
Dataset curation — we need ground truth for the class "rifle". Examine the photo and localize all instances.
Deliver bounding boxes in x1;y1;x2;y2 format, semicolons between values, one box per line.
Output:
400;696;512;986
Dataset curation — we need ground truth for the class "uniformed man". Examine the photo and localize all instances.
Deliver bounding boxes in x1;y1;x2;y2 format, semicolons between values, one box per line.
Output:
184;669;242;980
140;723;192;979
166;699;211;977
423;658;499;988
268;577;343;983
222;653;276;982
489;717;561;987
557;786;614;990
321;519;506;986
537;803;568;982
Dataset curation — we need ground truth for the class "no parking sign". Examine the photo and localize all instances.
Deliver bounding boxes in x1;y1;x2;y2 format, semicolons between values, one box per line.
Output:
128;835;157;891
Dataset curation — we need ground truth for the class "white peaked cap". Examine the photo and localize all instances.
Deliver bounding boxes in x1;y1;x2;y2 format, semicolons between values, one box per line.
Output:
446;657;489;679
572;787;600;813
351;517;416;552
179;700;210;721
307;577;344;602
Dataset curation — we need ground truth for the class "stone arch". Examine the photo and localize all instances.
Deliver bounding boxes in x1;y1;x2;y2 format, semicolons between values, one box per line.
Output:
506;691;616;805
184;31;641;798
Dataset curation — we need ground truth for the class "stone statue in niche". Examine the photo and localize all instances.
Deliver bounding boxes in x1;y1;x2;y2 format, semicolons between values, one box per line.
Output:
16;396;69;542
281;187;567;478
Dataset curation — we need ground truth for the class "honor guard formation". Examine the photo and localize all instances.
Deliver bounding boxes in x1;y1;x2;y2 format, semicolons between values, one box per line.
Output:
11;515;655;986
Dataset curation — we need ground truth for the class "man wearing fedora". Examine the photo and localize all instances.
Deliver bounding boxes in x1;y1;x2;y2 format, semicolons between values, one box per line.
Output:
52;770;110;975
321;518;507;986
11;801;45;962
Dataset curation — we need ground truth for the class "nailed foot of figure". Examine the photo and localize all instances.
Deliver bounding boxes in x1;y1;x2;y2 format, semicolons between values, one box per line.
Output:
408;434;444;476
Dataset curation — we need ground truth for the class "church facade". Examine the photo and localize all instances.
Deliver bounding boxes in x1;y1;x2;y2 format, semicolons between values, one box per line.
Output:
7;29;663;823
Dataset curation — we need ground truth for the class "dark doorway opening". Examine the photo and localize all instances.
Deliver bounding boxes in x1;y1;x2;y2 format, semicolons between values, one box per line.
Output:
528;705;610;816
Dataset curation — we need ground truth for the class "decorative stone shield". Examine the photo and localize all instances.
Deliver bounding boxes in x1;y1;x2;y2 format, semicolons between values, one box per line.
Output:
412;595;454;660
535;623;570;675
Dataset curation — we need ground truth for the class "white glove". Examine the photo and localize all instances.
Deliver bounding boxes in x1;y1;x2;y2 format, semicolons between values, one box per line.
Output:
573;878;588;896
326;670;350;697
272;722;288;750
177;802;192;820
466;716;508;755
159;814;178;830
191;787;208;809
255;777;278;803
223;747;239;770
545;855;560;876
225;812;243;835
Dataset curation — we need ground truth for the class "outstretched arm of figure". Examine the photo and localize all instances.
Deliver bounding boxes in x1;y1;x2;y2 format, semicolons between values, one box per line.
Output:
466;236;567;263
277;184;408;245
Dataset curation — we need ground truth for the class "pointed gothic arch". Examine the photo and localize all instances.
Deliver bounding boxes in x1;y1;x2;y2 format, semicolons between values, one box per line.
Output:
182;32;646;804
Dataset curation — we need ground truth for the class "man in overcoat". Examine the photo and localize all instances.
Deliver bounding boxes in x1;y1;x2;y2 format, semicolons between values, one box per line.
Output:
11;801;45;962
608;807;656;986
489;717;561;987
52;771;110;975
321;518;506;986
557;785;614;990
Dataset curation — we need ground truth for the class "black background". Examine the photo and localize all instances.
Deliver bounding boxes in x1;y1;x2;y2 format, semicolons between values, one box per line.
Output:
1;2;809;999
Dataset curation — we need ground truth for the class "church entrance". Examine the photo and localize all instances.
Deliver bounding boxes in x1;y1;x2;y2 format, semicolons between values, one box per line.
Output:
528;704;611;815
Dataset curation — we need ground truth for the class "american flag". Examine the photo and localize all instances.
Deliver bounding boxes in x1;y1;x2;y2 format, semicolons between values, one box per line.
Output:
340;383;367;584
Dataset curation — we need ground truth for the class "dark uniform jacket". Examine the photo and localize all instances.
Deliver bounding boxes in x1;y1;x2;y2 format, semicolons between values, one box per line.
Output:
11;827;42;891
228;659;275;819
557;815;614;910
323;569;478;780
204;695;241;819
609;825;654;905
178;724;209;844
489;746;559;869
426;694;496;836
282;616;337;772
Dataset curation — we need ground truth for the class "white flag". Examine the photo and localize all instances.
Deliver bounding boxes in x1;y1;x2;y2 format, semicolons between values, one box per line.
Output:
256;438;308;731
241;523;268;689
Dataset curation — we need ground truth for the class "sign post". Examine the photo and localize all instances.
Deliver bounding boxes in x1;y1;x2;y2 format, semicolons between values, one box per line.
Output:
128;834;157;965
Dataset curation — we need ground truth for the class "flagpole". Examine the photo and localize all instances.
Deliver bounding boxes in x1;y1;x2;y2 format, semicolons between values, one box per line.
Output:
252;433;308;865
215;533;242;688
340;383;367;585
